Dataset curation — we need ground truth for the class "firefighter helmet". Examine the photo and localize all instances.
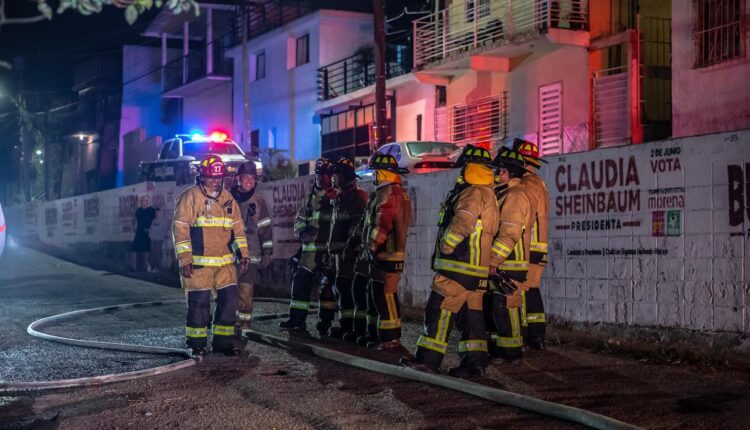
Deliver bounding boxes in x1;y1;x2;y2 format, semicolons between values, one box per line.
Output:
369;153;409;174
237;161;258;177
512;138;546;168
333;157;357;179
493;147;526;170
455;144;493;167
314;158;334;174
199;154;226;178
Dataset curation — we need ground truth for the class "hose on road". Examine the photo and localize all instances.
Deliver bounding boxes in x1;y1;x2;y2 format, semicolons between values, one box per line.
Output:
3;298;642;430
245;328;643;430
0;298;289;393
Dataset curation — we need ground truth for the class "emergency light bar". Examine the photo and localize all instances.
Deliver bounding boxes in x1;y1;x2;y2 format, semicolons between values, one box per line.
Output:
183;131;230;142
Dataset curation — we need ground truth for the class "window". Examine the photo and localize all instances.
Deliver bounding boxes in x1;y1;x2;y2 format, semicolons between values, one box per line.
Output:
466;0;490;23
539;82;563;156
255;52;266;80
296;34;309;67
693;0;744;68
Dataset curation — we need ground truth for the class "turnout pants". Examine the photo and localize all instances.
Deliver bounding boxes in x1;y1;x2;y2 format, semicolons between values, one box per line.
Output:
236;262;261;331
489;292;523;361
351;270;375;338
369;264;402;342
183;264;239;350
523;288;546;347
288;251;337;326
416;289;488;371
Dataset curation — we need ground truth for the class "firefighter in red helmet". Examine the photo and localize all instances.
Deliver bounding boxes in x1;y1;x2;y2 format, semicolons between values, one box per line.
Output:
511;138;549;350
172;154;250;356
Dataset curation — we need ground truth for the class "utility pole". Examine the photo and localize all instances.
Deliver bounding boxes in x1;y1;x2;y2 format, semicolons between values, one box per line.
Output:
242;1;251;152
373;0;387;150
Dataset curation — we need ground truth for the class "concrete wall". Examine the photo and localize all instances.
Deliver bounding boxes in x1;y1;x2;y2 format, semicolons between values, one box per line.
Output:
395;80;438;142
229;10;373;163
8;129;750;334
671;1;750;138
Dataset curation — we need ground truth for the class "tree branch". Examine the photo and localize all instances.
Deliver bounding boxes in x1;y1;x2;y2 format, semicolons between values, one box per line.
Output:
1;14;47;26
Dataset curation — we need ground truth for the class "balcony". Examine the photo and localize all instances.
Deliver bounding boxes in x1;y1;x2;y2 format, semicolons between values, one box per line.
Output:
162;48;233;97
413;0;589;72
317;44;412;102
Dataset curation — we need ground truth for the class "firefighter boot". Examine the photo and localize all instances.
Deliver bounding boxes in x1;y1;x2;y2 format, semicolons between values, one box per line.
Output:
280;267;314;331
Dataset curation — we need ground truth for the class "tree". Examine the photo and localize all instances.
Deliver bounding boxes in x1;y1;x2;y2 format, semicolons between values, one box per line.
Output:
0;0;199;28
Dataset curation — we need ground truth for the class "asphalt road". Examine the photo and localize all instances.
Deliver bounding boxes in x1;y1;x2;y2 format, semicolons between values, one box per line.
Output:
1;244;749;429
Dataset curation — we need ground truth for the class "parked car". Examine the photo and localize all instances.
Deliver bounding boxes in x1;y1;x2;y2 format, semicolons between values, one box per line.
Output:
355;141;459;180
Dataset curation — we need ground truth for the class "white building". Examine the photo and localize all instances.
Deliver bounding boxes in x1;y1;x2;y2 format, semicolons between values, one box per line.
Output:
228;7;374;167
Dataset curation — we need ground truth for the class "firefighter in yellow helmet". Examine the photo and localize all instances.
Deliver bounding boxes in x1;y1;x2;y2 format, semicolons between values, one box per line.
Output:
280;158;338;335
511;138;549;350
401;145;500;377
487;147;534;362
356;153;412;350
172;155;250;356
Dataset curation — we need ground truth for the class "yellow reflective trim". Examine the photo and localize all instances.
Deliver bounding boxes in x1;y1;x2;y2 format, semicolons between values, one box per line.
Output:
470;220;483;266
213;324;235;336
530;242;548;253
186;326;208;338
434;258;488;277
237;312;253;321
193;254;235;267
443;229;463;247
257;218;272;228
500;260;529;271
527;313;546;323
521;291;528;327
175;241;192;254
497;336;523;348
436;309;452;343
302;244;319;252
370;227;381;241
193;217;234;228
492;241;512;257
458;339;488;353
340;309;355;318
417;335;448;354
510;308;521;338
290;300;309;310
379;293;401;330
319;300;338;310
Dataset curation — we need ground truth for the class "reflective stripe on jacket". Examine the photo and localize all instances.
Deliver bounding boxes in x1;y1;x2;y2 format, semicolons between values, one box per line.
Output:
433;184;499;290
172;185;249;268
491;178;531;282
363;182;412;270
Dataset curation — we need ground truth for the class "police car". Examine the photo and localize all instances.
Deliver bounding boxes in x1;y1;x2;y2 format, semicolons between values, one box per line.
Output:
139;131;262;185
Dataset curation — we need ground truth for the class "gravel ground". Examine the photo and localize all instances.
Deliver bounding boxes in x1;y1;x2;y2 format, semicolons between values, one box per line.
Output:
1;245;750;429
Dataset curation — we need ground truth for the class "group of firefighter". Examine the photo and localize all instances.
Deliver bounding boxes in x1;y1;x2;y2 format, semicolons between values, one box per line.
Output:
171;138;548;378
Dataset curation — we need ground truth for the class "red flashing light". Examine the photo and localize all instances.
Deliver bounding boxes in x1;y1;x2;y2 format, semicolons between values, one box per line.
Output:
210;131;228;142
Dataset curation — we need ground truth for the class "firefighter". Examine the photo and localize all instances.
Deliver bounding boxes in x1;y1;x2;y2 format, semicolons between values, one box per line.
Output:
401;145;499;377
358;153;412;351
280;158;338;335
488;148;534;362
512;139;549;350
230;161;273;339
327;157;369;338
172;154;250;356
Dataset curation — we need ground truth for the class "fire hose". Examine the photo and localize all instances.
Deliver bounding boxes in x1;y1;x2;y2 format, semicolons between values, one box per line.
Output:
0;298;642;430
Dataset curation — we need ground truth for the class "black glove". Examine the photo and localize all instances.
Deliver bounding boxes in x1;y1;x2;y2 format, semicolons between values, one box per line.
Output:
489;271;517;296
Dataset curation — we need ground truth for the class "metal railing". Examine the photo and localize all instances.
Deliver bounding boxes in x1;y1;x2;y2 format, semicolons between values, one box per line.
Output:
317;44;412;101
413;0;589;68
236;0;313;43
434;93;508;147
162;49;233;93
